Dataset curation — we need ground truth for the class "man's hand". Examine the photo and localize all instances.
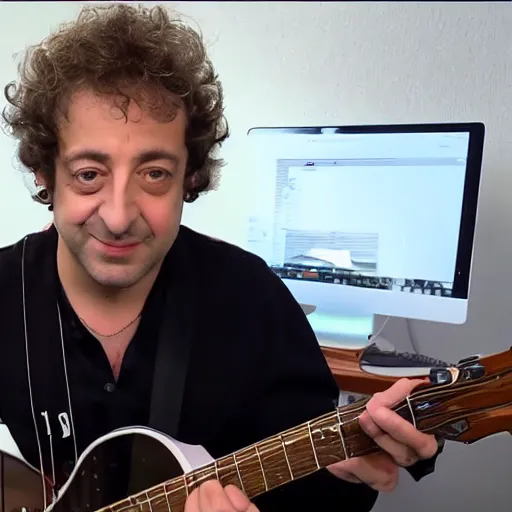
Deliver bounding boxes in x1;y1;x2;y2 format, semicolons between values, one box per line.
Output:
184;480;259;512
327;378;439;492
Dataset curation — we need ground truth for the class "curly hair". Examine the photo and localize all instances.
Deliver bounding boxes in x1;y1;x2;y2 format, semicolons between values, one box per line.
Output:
1;3;229;203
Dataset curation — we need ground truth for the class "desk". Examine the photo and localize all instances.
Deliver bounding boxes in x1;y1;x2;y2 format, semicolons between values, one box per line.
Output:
321;345;402;395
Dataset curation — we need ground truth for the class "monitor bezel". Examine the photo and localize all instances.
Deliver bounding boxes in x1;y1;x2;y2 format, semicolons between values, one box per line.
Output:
247;122;485;301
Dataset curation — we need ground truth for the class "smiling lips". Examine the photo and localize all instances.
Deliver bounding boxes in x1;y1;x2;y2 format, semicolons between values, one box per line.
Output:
95;238;141;257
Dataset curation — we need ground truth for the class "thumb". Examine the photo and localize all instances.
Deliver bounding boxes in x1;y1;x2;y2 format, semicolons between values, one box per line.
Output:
225;485;257;511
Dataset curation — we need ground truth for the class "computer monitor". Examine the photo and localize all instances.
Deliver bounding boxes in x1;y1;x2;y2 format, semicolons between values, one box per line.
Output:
244;123;484;341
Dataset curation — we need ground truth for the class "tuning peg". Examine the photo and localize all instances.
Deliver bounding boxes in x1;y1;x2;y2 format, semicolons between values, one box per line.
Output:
460;363;485;381
429;367;453;385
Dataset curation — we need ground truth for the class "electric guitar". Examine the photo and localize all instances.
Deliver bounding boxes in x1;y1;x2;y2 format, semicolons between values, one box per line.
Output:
3;346;512;512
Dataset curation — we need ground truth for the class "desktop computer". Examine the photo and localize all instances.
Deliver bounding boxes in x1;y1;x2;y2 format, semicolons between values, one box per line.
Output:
244;123;485;347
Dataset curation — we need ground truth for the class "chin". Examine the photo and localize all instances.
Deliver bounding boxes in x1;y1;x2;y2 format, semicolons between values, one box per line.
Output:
90;273;142;289
84;262;150;289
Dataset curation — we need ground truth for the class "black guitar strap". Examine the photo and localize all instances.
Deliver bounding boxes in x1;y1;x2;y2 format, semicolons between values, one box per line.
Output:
148;235;196;438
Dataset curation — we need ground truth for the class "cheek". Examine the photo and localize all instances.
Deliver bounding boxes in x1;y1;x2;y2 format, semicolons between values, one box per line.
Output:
141;199;183;239
54;195;100;226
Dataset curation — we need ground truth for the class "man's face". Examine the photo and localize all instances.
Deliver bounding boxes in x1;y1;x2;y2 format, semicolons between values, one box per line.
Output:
50;89;189;289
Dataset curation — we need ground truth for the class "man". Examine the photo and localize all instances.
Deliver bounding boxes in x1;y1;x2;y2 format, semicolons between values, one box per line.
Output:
0;4;442;511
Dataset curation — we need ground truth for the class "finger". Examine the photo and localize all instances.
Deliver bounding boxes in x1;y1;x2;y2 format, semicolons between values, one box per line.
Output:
362;379;425;438
327;466;362;484
225;485;258;511
184;486;200;512
366;379;438;460
197;480;238;511
359;410;419;467
370;378;428;409
329;453;399;492
366;401;438;460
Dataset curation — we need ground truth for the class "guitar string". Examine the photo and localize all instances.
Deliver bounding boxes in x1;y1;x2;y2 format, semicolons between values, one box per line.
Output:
111;372;506;510
97;393;434;512
118;402;397;510
124;412;375;510
106;384;461;510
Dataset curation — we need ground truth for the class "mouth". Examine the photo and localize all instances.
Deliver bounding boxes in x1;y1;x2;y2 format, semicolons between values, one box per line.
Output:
92;237;141;257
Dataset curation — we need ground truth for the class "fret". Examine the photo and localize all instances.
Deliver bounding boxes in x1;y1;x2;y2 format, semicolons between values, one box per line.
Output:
183;471;193;496
406;395;417;428
214;459;220;481
99;402;385;512
189;465;211;490
336;408;349;460
249;435;293;490
227;446;265;498
164;478;188;510
338;404;380;459
146;492;153;512
233;452;246;493
182;475;189;498
216;454;243;489
281;426;319;479
133;496;143;512
114;496;142;512
164;485;172;512
255;444;269;491
280;434;294;480
307;414;348;467
307;421;320;469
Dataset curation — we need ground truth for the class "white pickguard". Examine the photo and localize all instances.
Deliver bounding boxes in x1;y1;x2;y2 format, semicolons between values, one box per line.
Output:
0;422;216;512
47;426;215;511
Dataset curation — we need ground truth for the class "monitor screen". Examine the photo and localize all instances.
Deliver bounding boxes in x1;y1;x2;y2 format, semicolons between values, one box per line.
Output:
245;123;484;335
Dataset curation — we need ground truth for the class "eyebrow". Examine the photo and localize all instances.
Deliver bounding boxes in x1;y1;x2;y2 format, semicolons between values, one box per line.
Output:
61;149;181;167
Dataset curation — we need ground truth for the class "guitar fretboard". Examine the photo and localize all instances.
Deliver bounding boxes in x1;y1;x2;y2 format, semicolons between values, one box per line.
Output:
99;397;386;512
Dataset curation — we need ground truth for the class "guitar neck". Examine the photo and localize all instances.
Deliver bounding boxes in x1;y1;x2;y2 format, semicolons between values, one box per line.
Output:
99;397;384;511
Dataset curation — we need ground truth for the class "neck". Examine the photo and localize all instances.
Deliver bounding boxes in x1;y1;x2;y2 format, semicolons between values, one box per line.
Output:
97;398;388;512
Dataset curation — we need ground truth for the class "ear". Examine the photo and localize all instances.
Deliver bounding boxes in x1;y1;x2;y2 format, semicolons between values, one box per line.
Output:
34;171;46;188
183;171;199;202
184;170;199;189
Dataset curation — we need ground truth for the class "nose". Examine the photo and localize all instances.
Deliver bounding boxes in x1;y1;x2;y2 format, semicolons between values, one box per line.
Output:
97;175;139;237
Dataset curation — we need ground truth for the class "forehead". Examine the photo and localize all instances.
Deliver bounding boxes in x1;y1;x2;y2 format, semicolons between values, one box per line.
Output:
57;89;187;155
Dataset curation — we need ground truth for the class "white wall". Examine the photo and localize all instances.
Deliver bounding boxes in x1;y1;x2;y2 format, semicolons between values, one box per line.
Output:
1;2;511;511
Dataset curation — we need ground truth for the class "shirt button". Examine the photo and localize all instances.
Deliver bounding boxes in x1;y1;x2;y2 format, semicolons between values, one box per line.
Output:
104;383;116;393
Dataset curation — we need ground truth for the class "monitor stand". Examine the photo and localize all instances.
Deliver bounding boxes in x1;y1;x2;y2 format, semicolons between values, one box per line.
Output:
305;309;374;350
372;314;414;353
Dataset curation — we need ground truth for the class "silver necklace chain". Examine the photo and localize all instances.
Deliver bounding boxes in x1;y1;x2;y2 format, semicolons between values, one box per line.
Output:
79;313;141;338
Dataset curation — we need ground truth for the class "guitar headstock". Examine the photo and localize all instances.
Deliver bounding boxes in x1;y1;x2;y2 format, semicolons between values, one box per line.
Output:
406;347;512;444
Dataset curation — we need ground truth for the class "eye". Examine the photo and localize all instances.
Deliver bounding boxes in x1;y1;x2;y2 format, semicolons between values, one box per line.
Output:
76;170;99;183
143;169;172;182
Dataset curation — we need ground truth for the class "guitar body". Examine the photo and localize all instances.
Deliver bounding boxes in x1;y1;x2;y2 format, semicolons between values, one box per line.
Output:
3;427;214;512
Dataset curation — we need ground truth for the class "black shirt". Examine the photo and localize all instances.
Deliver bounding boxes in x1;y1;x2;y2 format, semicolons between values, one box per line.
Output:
56;278;162;476
0;225;385;511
